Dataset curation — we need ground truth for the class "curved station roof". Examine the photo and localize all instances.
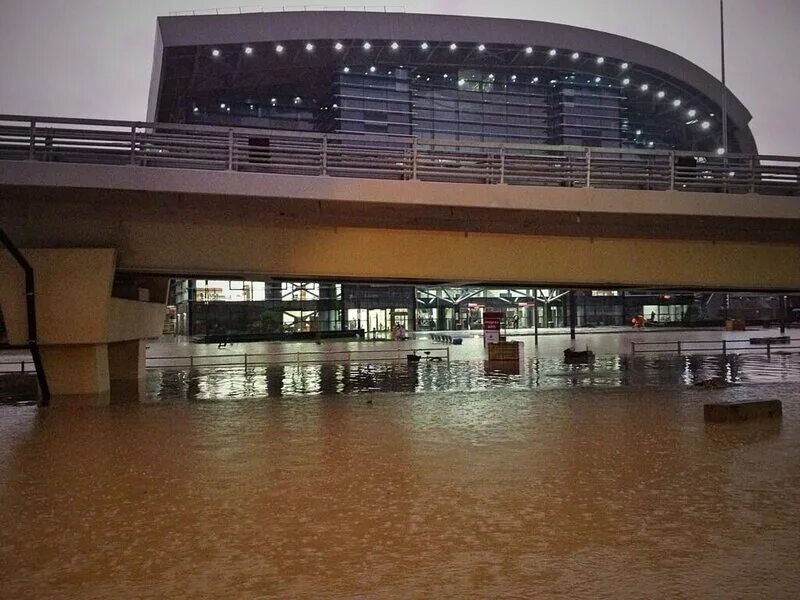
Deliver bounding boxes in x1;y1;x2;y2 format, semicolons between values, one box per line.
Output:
149;11;756;154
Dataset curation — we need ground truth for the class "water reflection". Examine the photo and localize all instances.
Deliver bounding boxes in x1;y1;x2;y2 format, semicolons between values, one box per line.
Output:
3;352;800;406
144;353;800;402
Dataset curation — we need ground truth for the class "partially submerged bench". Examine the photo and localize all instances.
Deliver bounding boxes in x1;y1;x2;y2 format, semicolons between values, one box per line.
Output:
704;400;782;423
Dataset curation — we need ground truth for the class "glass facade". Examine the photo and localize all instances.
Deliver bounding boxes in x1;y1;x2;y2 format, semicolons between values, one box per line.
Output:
162;39;739;153
174;280;767;337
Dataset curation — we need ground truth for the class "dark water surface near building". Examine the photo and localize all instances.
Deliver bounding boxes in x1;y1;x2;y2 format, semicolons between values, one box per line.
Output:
1;354;799;598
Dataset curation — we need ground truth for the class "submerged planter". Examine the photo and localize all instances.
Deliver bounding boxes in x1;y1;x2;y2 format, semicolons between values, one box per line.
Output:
704;400;782;423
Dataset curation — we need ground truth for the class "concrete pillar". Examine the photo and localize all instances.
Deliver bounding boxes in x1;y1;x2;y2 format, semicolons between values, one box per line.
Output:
108;339;146;382
108;339;147;402
39;344;110;401
0;248;166;403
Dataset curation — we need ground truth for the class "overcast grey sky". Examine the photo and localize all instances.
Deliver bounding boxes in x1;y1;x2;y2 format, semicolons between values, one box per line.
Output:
0;0;797;154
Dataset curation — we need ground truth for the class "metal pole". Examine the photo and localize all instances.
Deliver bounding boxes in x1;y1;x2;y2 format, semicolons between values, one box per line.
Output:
533;291;539;346
779;295;786;334
720;0;729;153
0;228;50;406
569;290;577;341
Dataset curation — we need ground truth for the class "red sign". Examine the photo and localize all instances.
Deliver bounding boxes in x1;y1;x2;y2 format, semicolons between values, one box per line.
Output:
483;311;504;331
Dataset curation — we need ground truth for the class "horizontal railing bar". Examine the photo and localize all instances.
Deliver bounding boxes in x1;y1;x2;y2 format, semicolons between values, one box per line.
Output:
1;113;798;197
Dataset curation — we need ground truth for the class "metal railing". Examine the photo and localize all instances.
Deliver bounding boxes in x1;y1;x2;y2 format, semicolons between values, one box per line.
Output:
1;114;798;196
0;346;450;374
147;346;449;369
168;5;406;16
631;338;800;357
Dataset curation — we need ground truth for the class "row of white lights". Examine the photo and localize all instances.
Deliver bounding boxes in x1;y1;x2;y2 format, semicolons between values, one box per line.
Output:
208;42;723;153
209;43;636;59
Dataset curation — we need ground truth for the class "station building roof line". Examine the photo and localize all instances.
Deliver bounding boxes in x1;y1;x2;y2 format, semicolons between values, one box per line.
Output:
150;10;755;153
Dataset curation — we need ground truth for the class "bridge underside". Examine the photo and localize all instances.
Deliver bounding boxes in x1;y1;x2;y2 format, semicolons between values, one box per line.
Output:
1;185;799;291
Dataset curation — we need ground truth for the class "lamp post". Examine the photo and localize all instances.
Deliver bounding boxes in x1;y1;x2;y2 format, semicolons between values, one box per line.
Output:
720;0;728;153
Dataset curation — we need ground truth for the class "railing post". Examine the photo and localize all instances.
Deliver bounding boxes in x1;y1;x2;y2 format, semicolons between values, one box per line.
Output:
130;125;137;165
722;340;727;356
21;360;25;373
631;341;636;355
244;353;248;370
227;129;234;170
411;138;418;180
669;151;675;190
499;146;506;184
321;135;328;175
676;341;682;355
189;355;194;368
446;346;450;364
766;341;771;358
749;156;756;193
585;147;592;188
28;120;36;160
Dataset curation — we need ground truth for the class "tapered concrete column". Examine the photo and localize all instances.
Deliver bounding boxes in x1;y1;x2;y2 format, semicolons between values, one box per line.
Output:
38;344;110;399
108;339;147;402
108;339;146;382
1;248;166;403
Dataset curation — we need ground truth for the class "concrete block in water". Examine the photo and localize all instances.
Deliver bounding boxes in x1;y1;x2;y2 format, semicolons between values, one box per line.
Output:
704;400;782;423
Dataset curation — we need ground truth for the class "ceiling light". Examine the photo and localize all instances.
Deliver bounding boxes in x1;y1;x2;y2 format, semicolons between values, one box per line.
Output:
621;62;629;70
219;102;226;108
640;83;649;91
622;78;631;86
244;46;253;55
458;78;466;86
525;46;533;54
532;76;539;83
478;44;486;51
701;121;711;129
716;147;726;155
270;97;276;103
443;73;448;79
363;41;372;50
420;42;429;50
334;42;343;51
594;77;601;83
369;65;376;73
596;56;605;64
193;106;199;112
511;74;517;81
449;43;457;50
635;129;642;135
343;66;350;73
305;43;314;52
390;41;399;50
687;109;697;118
673;98;682;107
275;44;284;54
571;52;580;60
294;96;301;104
657;90;666;99
648;141;654;147
211;49;220;57
549;49;557;56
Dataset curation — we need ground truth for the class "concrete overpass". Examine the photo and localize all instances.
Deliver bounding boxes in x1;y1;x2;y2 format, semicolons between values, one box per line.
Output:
1;114;799;399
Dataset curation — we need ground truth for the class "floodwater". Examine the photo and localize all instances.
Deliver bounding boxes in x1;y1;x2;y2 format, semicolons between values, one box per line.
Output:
1;332;800;598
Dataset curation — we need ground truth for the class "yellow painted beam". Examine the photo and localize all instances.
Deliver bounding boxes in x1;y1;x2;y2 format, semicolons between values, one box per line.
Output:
119;222;800;290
